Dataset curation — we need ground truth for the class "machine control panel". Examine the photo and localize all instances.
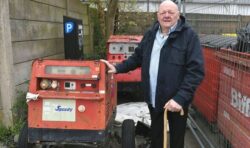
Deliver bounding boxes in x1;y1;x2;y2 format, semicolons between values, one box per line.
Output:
109;43;138;58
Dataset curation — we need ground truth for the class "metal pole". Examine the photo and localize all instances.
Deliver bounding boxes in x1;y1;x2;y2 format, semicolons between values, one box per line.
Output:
183;0;186;17
187;119;205;148
147;0;149;12
177;0;181;11
188;114;216;148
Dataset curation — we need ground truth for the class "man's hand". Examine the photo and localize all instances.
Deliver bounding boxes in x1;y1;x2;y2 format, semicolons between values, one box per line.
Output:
164;99;184;115
100;59;117;73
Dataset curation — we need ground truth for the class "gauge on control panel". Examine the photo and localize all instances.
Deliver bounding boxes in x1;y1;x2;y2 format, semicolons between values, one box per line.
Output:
119;46;124;51
128;46;135;52
64;81;76;90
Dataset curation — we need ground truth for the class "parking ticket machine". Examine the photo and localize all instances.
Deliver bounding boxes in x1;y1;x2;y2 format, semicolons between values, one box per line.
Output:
63;16;84;60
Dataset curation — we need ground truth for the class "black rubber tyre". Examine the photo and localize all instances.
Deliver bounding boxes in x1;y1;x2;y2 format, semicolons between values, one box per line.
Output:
17;122;29;148
121;119;135;148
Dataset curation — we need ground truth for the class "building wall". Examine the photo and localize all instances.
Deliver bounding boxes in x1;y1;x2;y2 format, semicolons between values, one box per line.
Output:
0;0;92;125
117;12;250;35
9;0;91;91
118;0;250;16
186;13;250;34
0;0;16;125
185;3;250;15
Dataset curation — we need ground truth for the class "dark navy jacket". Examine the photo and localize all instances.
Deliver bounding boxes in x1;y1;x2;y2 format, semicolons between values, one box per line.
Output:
115;16;205;111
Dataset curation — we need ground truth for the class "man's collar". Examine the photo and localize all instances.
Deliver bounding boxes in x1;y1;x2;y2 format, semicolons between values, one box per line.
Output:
158;22;178;38
158;22;178;37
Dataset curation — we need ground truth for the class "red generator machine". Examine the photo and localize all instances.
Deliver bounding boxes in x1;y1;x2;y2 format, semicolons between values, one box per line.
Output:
106;35;143;100
107;35;142;82
18;59;135;148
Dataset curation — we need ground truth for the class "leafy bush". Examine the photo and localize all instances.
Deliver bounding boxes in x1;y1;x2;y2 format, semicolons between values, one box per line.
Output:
88;8;107;60
0;91;27;147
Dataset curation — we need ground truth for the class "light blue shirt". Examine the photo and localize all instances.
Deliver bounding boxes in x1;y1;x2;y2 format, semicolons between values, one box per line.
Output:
149;24;177;108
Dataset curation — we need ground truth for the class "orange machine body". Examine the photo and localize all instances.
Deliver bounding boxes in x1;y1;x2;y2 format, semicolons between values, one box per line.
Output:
27;59;117;143
106;35;142;82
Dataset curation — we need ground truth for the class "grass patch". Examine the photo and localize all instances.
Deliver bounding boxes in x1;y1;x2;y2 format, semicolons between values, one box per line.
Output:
0;91;27;147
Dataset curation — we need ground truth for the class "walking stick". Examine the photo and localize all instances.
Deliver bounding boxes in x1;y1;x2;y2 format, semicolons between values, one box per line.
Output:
163;108;184;148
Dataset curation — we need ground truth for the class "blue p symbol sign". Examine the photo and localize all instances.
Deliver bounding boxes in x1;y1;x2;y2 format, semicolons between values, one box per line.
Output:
65;22;74;34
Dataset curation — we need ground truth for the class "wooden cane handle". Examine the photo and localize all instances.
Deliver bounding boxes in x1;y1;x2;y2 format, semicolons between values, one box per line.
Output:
164;108;185;148
164;109;168;148
180;109;184;116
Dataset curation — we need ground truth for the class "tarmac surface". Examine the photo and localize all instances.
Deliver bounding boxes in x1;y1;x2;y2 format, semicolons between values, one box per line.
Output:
0;109;227;148
28;125;200;148
12;91;226;148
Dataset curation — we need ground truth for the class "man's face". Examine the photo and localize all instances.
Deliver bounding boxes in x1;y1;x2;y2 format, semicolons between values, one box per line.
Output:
157;2;179;30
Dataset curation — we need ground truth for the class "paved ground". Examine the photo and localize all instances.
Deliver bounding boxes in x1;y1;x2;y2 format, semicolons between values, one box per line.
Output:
11;90;227;148
190;110;232;148
50;123;200;148
185;128;200;148
10;111;215;148
0;128;200;148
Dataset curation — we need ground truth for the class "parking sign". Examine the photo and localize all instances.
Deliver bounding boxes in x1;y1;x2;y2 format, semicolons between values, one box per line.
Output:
65;22;74;34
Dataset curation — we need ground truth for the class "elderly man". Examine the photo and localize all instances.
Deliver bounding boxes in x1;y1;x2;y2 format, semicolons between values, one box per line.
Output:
102;0;204;147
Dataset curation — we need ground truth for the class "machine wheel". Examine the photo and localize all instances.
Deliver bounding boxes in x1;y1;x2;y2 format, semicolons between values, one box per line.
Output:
121;119;135;148
17;122;29;148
